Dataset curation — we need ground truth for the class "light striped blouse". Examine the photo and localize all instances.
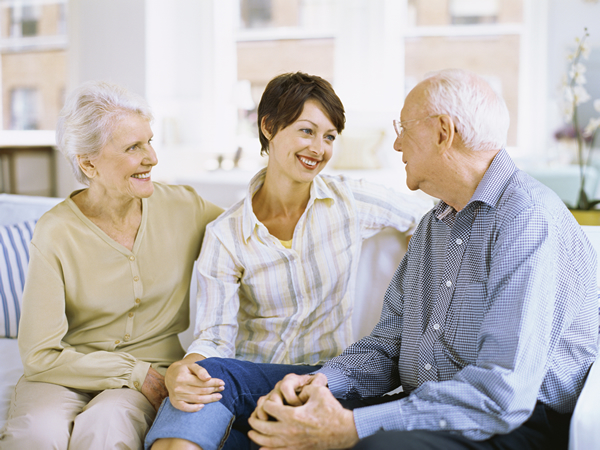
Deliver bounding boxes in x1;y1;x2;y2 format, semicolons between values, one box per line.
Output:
187;169;432;365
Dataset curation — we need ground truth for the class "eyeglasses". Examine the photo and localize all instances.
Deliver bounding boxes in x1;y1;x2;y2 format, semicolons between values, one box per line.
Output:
393;115;440;139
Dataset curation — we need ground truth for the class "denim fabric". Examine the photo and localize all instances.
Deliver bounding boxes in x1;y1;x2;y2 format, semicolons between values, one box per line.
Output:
145;358;319;450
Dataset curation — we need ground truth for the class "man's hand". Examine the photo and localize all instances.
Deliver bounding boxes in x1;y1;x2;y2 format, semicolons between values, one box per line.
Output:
248;373;359;449
164;353;225;412
140;366;169;411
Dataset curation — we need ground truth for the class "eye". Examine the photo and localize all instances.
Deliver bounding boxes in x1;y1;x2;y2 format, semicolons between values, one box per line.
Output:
127;144;138;152
148;138;153;144
300;128;313;135
325;134;336;142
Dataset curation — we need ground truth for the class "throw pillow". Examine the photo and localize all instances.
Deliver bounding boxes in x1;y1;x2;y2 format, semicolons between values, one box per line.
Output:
0;220;36;338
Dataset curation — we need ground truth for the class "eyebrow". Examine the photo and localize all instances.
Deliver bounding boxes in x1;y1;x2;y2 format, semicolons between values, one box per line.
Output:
296;119;337;134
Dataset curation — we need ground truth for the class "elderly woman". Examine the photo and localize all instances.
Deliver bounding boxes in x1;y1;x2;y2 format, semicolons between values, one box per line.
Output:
146;72;432;449
0;81;222;449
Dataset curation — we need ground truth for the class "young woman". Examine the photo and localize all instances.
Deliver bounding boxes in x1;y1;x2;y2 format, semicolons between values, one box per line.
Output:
147;72;431;450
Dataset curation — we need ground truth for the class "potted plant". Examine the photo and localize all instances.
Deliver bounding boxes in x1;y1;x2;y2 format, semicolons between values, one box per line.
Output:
559;28;600;224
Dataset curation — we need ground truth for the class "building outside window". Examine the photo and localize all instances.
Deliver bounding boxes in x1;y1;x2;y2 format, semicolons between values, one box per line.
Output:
0;0;67;130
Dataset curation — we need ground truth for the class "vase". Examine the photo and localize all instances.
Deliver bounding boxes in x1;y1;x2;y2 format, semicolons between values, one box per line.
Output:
570;209;600;226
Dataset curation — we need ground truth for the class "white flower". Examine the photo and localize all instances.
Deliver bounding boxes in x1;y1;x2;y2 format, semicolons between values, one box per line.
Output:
581;42;591;59
570;63;587;84
584;117;600;137
564;104;574;123
564;86;574;103
573;85;591;105
595;99;600;113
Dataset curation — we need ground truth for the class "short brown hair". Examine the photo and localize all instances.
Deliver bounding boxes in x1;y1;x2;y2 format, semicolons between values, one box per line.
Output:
257;72;345;155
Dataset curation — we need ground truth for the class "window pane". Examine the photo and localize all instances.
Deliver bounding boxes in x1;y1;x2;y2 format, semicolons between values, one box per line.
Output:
407;0;522;27
11;88;38;130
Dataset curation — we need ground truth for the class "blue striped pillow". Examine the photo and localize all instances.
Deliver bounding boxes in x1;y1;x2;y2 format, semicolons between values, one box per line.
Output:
0;220;36;338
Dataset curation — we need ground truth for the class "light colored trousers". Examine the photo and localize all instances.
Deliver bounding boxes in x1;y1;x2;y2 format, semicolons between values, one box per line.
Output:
0;377;156;450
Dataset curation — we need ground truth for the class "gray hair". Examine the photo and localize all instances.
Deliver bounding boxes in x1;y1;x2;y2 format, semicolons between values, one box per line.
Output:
56;80;153;185
422;69;509;152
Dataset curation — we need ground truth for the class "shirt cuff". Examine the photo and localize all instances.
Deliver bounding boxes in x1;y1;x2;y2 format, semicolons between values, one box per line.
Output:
185;341;227;360
353;399;406;439
129;360;151;392
314;367;350;397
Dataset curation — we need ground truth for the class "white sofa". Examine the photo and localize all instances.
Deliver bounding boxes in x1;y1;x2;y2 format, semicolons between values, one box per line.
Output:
1;192;599;449
0;191;405;432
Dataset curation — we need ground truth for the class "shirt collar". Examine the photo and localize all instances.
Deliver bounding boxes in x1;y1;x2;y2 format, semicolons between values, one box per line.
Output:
241;168;335;242
433;148;517;220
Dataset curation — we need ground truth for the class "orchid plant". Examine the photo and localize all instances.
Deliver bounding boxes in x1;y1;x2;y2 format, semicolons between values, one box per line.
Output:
561;28;600;210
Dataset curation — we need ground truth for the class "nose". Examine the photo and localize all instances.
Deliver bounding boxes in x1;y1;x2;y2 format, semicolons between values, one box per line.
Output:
309;137;325;156
144;143;159;166
393;136;403;153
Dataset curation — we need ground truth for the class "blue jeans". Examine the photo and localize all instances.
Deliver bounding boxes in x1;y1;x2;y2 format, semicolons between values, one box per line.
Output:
144;358;319;450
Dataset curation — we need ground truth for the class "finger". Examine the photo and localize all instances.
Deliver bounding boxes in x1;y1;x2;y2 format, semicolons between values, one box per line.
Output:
279;375;313;406
171;399;206;413
189;364;222;385
254;396;270;421
173;391;223;405
171;382;225;397
248;428;282;449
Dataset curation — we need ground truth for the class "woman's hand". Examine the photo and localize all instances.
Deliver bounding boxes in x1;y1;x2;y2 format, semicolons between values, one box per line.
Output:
141;366;169;411
164;353;225;412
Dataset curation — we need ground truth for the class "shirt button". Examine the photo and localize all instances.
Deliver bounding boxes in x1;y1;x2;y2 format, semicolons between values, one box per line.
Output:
455;238;463;245
134;381;140;389
433;323;440;330
445;280;452;287
129;255;135;261
135;298;141;304
439;419;447;428
129;312;134;318
124;334;131;341
114;340;120;345
424;363;432;371
133;276;139;282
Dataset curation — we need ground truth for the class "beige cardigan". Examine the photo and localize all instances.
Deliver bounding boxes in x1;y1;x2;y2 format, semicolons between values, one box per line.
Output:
18;183;222;393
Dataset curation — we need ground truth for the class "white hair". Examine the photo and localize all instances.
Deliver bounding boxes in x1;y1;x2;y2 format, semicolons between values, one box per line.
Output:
56;80;153;185
422;69;509;152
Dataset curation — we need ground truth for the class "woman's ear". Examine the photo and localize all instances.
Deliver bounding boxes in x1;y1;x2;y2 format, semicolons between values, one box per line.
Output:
261;117;273;140
77;154;96;179
437;114;455;148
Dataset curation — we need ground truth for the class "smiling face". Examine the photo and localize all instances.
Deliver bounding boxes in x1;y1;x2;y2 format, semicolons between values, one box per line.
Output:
264;99;337;186
82;113;158;201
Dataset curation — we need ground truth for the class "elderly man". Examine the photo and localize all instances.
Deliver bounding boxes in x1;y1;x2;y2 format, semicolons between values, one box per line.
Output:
147;69;598;450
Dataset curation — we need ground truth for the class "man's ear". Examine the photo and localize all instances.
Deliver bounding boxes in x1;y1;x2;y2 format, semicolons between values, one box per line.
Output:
261;117;273;140
77;154;96;179
436;114;455;149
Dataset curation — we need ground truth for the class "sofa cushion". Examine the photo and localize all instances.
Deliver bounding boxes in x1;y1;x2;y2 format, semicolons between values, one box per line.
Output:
0;220;36;338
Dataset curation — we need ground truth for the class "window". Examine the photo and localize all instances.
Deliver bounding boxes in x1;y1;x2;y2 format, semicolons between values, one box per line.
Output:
10;88;39;130
240;0;272;29
10;4;40;37
450;0;499;25
404;0;524;147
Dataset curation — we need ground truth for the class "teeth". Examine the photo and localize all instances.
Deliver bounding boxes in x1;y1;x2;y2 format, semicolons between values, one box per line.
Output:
131;173;150;179
299;157;317;167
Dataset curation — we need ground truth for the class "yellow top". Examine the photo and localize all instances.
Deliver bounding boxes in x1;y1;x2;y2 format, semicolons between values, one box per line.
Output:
18;183;222;393
279;239;293;249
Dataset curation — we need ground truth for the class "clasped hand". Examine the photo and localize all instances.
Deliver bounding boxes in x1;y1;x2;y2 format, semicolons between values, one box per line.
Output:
247;373;359;450
164;353;225;412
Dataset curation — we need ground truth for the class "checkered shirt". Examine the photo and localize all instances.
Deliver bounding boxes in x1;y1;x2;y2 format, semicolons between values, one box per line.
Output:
319;149;599;440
